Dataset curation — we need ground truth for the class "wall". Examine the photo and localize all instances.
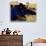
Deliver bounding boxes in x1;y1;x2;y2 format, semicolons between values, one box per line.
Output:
0;35;23;46
0;0;46;45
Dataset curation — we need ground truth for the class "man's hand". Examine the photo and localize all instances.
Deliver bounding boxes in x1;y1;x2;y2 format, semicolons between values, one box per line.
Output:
32;38;46;43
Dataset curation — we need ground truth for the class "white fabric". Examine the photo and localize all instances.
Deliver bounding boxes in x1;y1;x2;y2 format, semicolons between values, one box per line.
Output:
33;43;46;46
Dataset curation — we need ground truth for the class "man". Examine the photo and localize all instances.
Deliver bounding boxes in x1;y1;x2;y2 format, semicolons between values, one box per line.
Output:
11;5;18;21
11;3;36;21
18;3;36;15
6;28;11;35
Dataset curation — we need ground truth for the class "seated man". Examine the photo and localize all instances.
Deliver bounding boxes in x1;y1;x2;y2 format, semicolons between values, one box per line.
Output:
18;3;36;15
6;28;11;35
